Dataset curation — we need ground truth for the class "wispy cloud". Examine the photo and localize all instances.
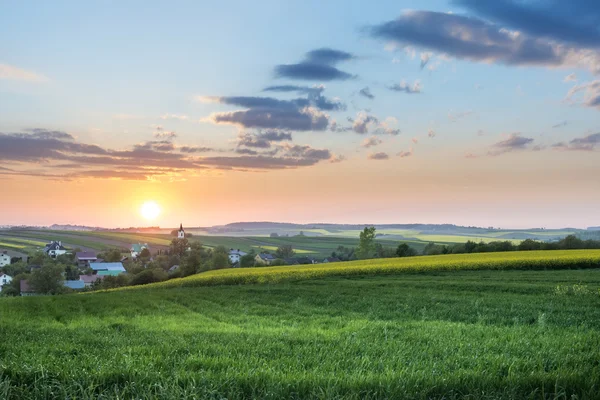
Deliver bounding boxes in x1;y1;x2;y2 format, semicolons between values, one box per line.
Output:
488;133;536;156
0;63;48;82
274;48;356;81
160;114;189;120
368;152;389;160
553;132;600;151
359;87;375;100
361;136;382;148
388;80;421;94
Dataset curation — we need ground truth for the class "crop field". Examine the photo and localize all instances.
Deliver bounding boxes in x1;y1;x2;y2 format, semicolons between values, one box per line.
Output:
1;251;600;399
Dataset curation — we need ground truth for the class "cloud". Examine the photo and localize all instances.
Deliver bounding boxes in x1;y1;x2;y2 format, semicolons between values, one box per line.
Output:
0;129;339;180
488;133;535;155
411;137;419;144
352;113;379;134
368;152;390;160
0;63;48;82
359;87;375;99
553;132;600;151
448;110;475;122
154;130;177;139
397;148;413;158
210;107;329;131
236;130;293;149
305;48;356;65
564;73;578;82
455;0;600;49
428;129;436;138
388;80;421;94
420;52;432;69
361;136;382;148
274;48;356;81
180;146;214;153
160;114;189;120
565;80;600;110
369;10;600;74
552;121;568;128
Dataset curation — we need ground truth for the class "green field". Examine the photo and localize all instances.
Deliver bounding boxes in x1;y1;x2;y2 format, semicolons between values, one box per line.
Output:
1;251;600;398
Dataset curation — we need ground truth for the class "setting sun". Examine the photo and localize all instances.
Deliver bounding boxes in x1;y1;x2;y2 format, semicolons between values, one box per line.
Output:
140;201;161;220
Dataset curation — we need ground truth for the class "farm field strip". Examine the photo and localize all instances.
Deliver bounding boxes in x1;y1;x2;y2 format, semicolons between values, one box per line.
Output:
124;250;600;291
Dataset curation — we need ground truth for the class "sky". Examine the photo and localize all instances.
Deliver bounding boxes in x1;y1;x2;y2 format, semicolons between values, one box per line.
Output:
1;0;599;229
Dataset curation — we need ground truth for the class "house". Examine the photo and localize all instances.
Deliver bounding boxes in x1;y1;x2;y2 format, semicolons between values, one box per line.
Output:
44;241;67;258
130;243;149;258
255;253;277;266
79;274;105;287
296;256;317;265
90;262;126;276
0;250;10;267
228;249;247;264
63;280;85;290
19;280;37;296
284;258;300;266
322;257;341;263
168;265;180;273
0;273;12;292
177;223;185;239
75;251;97;268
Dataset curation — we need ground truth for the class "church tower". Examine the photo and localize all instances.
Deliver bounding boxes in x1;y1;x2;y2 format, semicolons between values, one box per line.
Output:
177;223;185;239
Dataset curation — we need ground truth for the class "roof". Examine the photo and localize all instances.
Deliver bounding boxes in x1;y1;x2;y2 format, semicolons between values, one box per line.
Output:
179;223;184;232
284;258;300;265
258;253;276;260
76;251;97;260
79;274;105;284
97;270;123;276
229;249;247;256
0;273;11;279
323;257;341;262
90;262;126;273
168;265;180;272
63;280;85;290
131;243;148;252
45;241;67;251
20;280;33;293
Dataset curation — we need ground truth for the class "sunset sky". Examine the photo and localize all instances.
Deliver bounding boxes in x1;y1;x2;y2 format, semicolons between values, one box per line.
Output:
1;0;599;229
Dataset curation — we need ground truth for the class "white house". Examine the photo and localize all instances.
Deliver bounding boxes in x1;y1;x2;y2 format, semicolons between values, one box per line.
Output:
228;249;247;264
177;223;185;239
44;241;67;258
0;251;10;267
0;273;12;292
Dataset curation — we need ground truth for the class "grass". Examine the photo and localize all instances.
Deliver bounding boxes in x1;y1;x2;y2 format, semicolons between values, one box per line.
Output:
1;264;600;399
250;245;316;254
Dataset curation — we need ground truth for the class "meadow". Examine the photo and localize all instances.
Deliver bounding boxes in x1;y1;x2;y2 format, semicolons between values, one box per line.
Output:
1;251;600;399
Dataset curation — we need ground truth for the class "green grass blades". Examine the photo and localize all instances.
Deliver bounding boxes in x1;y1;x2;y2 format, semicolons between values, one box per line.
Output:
1;269;600;399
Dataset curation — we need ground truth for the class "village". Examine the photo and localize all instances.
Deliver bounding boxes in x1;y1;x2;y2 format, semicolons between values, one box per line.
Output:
0;224;342;296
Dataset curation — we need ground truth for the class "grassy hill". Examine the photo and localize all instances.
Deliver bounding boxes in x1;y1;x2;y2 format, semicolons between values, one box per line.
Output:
1;251;600;398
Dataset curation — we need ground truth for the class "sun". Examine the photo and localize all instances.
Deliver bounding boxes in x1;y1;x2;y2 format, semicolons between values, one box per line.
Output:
140;201;161;221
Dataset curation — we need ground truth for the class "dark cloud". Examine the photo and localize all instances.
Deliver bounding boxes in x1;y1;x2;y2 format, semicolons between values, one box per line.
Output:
210;107;329;131
554;132;600;151
0;129;338;180
352;113;379;134
305;48;355;65
180;146;213;153
274;48;356;81
359;87;375;100
368;152;390;160
262;85;345;111
236;131;293;149
456;0;600;48
488;133;535;155
369;11;600;73
388;80;421;94
25;128;74;140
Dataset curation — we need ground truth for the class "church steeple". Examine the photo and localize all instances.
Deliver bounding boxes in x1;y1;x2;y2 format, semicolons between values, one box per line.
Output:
178;223;185;239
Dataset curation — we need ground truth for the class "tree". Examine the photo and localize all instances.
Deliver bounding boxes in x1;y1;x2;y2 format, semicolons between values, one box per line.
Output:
170;238;189;257
139;248;151;261
275;245;295;259
101;248;123;262
28;264;65;295
210;246;230;270
396;243;417;257
64;264;79;280
1;273;29;296
356;226;377;259
28;251;49;266
130;268;168;286
1;260;28;277
180;242;207;277
240;250;256;268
